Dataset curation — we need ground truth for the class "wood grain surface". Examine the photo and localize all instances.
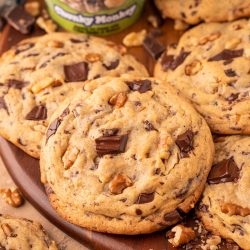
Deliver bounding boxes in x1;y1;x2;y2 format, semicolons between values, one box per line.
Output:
0;1;240;249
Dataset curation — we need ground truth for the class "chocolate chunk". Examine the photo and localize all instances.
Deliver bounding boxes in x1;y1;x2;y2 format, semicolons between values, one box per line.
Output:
64;62;88;82
208;157;240;184
136;209;143;215
7;79;26;89
95;134;128;156
127;79;152;93
15;43;35;55
46;118;61;143
161;49;190;71
104;59;119;70
164;210;182;224
70;38;84;43
0;97;8;113
25;105;47;121
226;93;239;103
143;35;165;59
101;128;119;136
208;49;243;61
176;130;194;157
198;203;209;212
224;69;237;77
136;192;155;204
143;120;156;131
6;6;35;34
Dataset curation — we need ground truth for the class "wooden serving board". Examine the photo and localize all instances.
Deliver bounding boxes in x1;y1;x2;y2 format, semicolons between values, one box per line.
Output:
0;1;238;249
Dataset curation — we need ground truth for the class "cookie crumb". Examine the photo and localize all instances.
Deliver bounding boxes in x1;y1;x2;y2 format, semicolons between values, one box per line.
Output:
123;30;147;47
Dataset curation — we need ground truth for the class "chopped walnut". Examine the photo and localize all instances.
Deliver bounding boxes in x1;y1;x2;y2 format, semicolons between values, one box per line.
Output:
24;1;40;17
1;223;13;237
147;15;160;28
122;30;147;47
185;60;202;76
31;77;63;94
0;188;24;208
221;203;250;216
109;174;132;194
109;92;127;108
36;16;57;33
85;53;102;63
62;147;80;170
174;20;189;31
205;235;221;249
47;40;64;48
167;225;196;247
225;38;241;50
199;32;221;45
159;134;173;159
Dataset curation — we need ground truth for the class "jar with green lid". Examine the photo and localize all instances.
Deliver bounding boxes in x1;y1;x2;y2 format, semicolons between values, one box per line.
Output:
45;0;145;36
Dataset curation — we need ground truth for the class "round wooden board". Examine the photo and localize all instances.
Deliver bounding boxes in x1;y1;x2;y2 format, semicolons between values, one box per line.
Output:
0;1;239;249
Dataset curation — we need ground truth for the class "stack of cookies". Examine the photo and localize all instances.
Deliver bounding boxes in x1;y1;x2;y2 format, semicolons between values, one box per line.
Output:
1;0;250;249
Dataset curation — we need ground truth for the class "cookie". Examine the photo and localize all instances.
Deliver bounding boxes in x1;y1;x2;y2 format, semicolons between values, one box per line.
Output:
155;0;250;27
155;19;250;134
40;76;214;234
0;32;148;158
197;135;250;249
0;214;57;249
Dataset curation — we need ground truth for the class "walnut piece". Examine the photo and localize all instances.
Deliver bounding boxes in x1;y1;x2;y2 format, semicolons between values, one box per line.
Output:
36;17;57;33
31;77;63;94
62;147;80;170
1;223;13;237
0;188;24;208
123;30;147;47
47;40;64;48
225;38;241;50
185;60;202;76
109;92;127;108
159;134;173;159
199;32;221;45
221;203;250;216
109;174;132;194
85;53;102;63
205;235;221;249
167;225;196;247
24;1;40;16
147;15;160;28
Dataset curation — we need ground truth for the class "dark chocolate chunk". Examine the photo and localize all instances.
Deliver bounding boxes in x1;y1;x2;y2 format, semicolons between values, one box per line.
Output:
143;35;165;59
127;79;152;93
143;120;156;131
198;203;209;212
135;209;143;215
136;192;155;204
176;130;194;157
208;157;240;184
95;134;128;156
6;6;35;34
208;49;243;62
161;49;190;71
46;118;61;143
164;210;182;224
103;59;119;70
0;97;8;113
226;93;239;103
64;62;88;82
70;38;85;43
7;79;26;89
25;105;47;121
224;69;237;77
15;43;35;55
101;128;119;136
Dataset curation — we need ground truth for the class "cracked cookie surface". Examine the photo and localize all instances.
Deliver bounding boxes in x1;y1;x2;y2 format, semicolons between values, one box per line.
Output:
0;32;148;158
197;136;250;250
0;214;57;250
155;19;250;134
40;76;214;234
155;0;250;26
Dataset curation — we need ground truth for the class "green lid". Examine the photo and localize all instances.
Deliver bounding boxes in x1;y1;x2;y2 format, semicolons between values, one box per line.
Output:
45;0;145;36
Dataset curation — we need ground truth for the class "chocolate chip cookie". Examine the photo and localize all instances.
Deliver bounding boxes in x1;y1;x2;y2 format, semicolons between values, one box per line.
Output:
40;76;214;234
197;135;250;249
0;32;148;158
0;214;57;249
155;0;250;28
155;19;250;134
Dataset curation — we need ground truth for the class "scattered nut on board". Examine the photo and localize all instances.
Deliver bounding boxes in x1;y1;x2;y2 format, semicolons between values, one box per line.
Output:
24;1;41;17
36;10;57;33
0;187;24;208
167;225;196;247
122;29;147;47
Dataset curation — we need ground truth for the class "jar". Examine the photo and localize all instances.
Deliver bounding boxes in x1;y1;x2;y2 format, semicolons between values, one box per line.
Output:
45;0;145;36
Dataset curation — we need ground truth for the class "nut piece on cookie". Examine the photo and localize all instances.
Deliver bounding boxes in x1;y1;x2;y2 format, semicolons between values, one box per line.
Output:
109;92;127;108
62;147;80;170
0;188;24;208
109;174;132;194
1;223;13;237
123;30;147;47
85;53;103;63
185;60;202;76
167;225;196;247
221;203;250;217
